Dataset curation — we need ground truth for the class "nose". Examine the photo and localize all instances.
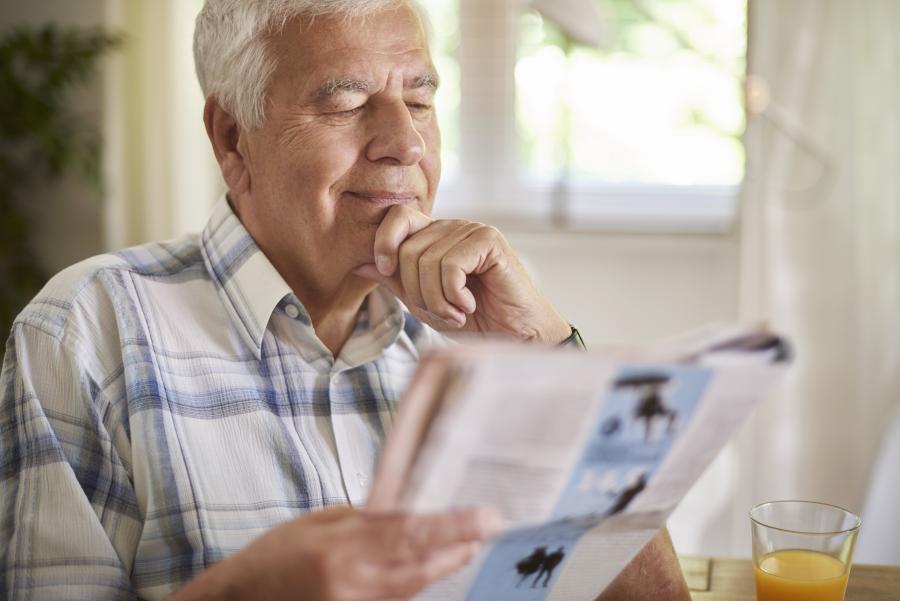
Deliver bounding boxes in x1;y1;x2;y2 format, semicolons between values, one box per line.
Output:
365;100;426;166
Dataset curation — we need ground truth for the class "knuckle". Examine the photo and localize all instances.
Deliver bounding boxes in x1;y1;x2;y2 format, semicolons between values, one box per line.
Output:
432;218;465;229
476;224;503;242
440;254;462;275
419;248;441;272
398;238;417;263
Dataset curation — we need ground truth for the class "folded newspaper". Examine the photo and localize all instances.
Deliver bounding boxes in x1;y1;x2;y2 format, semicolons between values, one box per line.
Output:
368;324;791;601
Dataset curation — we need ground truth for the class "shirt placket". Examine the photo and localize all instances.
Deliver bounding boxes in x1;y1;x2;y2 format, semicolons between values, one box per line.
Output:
328;368;376;506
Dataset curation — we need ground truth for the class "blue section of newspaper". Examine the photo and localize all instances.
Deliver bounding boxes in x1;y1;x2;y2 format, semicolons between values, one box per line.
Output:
466;518;597;601
551;363;712;519
465;363;712;601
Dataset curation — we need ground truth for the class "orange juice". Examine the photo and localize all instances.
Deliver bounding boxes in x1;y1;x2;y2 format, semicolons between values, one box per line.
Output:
754;549;849;601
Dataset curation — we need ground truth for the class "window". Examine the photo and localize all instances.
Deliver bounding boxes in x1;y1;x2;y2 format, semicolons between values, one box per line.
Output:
424;0;747;232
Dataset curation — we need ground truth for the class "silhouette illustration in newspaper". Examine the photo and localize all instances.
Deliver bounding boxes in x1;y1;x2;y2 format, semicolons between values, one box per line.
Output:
515;545;567;588
600;415;622;437
606;471;648;516
612;372;676;442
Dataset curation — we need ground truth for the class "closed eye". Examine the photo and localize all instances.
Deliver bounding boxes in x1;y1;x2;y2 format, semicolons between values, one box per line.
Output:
337;105;366;116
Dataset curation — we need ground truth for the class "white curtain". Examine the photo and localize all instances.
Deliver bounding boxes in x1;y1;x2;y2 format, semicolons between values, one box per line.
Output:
671;0;900;558
102;0;221;248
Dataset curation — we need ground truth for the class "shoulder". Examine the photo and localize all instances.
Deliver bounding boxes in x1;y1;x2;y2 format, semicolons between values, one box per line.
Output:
13;234;203;344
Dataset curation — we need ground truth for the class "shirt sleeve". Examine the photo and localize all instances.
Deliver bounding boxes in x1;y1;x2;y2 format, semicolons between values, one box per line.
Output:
1;323;141;600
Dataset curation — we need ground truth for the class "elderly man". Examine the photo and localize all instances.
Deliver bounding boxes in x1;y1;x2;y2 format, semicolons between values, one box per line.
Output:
1;1;691;599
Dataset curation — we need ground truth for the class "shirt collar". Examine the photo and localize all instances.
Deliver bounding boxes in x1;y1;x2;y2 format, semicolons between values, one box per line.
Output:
201;195;408;362
201;195;292;358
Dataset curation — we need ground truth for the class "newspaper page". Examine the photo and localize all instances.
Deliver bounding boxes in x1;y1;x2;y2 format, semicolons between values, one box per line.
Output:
368;327;790;601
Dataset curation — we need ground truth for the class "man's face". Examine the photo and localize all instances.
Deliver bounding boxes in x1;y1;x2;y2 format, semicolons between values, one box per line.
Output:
234;4;440;290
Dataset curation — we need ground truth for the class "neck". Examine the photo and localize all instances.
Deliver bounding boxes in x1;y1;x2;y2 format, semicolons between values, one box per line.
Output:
228;194;377;356
289;272;376;357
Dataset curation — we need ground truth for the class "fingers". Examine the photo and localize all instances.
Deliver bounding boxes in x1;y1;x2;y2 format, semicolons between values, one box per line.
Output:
399;507;504;552
373;204;434;276
367;542;482;600
439;228;505;315
240;506;503;601
367;214;491;319
360;508;503;599
363;507;503;563
403;221;482;324
365;206;514;330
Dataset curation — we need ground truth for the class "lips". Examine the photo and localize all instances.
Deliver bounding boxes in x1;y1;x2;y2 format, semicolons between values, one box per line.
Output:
345;191;418;206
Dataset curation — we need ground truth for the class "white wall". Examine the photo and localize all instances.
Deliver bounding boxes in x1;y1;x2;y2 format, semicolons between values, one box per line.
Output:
506;229;739;346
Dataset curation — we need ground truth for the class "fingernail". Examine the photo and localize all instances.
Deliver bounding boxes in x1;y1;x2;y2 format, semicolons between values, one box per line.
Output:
375;255;391;275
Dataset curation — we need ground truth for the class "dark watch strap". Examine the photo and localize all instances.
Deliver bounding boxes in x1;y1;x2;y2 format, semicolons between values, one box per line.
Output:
558;325;586;350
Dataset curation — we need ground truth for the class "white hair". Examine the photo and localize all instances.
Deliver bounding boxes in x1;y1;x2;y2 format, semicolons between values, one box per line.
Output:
194;0;432;129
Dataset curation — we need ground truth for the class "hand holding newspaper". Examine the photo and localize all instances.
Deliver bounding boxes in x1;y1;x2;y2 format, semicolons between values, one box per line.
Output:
368;325;790;601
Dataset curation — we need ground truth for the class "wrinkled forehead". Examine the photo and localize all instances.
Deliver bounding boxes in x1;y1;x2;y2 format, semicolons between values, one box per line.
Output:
267;5;433;90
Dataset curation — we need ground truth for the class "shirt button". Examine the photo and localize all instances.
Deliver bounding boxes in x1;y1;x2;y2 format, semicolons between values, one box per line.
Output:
356;472;369;487
285;304;300;319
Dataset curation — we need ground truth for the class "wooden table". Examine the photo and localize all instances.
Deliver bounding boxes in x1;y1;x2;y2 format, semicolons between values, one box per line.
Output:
680;556;900;600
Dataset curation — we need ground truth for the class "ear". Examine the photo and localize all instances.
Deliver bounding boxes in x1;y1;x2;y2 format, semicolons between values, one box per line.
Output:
204;96;251;197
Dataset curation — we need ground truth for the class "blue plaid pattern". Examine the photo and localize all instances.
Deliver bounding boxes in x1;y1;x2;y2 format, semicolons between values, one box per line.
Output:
1;196;442;600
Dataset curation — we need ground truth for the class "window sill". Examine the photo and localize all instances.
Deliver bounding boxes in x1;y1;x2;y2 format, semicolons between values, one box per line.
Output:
433;181;740;235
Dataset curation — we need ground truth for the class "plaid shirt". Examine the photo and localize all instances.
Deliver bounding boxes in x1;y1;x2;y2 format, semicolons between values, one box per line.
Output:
1;196;443;600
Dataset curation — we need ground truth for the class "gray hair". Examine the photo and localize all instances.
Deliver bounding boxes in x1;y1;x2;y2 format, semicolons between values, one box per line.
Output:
194;0;431;129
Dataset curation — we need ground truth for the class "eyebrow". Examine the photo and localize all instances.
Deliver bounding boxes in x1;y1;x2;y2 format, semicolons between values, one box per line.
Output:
412;73;440;90
313;72;440;100
315;78;370;99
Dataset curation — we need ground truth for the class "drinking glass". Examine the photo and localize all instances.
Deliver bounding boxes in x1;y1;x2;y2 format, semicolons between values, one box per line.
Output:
750;500;861;601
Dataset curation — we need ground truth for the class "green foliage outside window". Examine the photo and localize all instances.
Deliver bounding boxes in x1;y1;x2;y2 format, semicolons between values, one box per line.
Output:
421;0;746;186
517;0;747;185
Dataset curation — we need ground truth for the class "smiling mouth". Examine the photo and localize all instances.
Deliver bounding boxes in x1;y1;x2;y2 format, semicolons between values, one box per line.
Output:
346;191;418;206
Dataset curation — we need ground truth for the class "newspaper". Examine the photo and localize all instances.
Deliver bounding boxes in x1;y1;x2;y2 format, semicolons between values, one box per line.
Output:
368;325;790;601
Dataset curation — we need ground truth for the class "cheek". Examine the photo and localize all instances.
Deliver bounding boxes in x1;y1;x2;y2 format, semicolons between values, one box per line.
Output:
422;139;441;213
273;125;362;194
304;140;361;186
424;122;441;168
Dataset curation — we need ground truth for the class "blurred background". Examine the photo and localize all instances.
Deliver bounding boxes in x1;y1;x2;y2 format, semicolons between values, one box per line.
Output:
1;0;898;564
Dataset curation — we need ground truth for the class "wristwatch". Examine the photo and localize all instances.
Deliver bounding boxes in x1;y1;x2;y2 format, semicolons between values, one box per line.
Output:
558;325;585;350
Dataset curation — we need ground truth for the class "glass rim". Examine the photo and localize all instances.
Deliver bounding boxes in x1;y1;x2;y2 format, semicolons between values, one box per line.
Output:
749;500;862;536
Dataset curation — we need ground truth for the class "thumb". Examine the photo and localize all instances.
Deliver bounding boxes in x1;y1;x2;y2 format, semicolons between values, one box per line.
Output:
353;263;404;298
352;263;384;282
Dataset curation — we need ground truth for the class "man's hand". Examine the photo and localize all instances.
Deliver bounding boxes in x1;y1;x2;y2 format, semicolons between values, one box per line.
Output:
171;506;503;601
353;205;571;343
